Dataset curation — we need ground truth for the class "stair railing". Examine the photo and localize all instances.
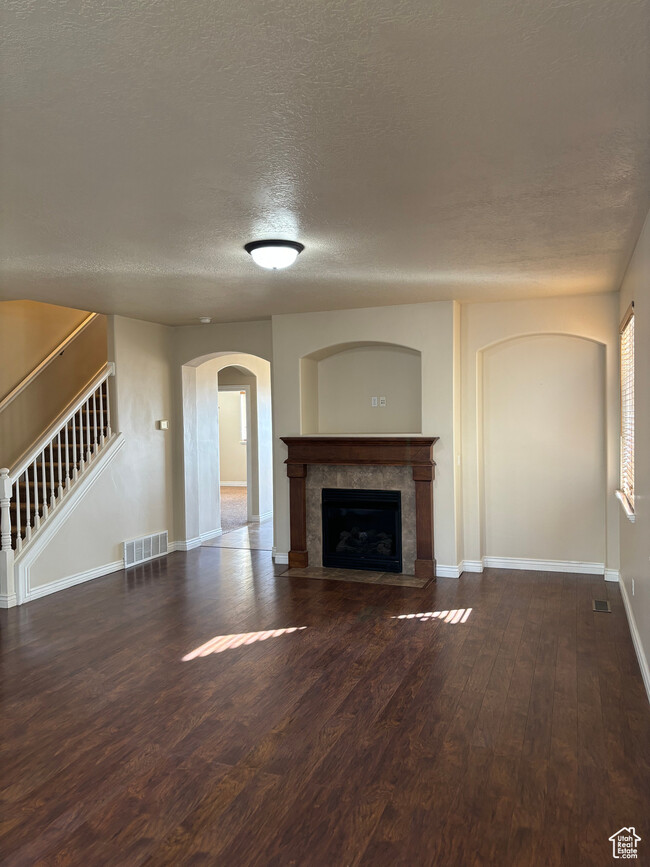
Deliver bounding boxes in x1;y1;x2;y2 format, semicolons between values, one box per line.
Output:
0;362;115;563
0;313;99;414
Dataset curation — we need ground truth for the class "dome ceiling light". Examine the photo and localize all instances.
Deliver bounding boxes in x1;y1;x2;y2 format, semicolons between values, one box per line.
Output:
244;239;304;270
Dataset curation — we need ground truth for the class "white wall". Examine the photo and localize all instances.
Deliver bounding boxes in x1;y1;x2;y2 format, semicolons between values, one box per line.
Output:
217;356;272;521
460;295;620;572
309;345;422;434
482;334;606;564
272;301;456;569
172;321;272;541
618;208;650;699
28;316;175;587
195;362;220;539
218;390;247;483
180;350;273;543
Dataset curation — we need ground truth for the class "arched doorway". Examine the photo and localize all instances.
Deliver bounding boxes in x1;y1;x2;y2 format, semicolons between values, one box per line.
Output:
180;352;273;552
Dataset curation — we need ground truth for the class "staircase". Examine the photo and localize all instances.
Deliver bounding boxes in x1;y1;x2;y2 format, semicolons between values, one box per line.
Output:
0;363;116;604
9;379;110;551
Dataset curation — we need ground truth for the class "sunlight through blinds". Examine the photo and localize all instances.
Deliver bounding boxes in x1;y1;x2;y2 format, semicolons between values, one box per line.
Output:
620;304;635;513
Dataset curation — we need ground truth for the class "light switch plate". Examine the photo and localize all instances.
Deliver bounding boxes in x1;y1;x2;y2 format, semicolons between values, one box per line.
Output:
158;419;169;430
371;397;378;407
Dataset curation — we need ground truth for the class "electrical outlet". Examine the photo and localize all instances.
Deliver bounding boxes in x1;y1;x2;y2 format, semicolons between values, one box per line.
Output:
379;396;386;407
371;396;378;407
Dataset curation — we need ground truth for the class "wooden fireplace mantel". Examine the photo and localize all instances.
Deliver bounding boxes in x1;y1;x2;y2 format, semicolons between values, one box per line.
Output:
281;436;439;581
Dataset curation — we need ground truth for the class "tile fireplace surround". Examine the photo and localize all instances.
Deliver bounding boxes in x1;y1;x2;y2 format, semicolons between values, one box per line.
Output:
281;437;439;581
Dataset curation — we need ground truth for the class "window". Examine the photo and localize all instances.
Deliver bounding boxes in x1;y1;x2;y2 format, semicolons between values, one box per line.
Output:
240;391;247;443
617;303;635;520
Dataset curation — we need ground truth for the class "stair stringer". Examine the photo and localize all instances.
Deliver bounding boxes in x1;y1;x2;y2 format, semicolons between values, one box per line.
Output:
13;433;125;605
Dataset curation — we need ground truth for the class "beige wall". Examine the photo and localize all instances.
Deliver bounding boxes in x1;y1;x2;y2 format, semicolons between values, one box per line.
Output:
482;334;606;563
304;345;422;434
272;301;456;568
180;349;273;542
460;294;620;571
618;208;650;697
14;290;630;602
28;316;175;587
218;389;247;483
172;321;272;541
0;313;108;468
0;300;89;400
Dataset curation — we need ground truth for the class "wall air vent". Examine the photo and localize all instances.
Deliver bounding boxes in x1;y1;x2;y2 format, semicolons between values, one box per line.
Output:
123;531;168;568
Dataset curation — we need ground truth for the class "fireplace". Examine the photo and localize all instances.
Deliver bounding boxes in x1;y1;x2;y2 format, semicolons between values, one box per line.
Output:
281;436;438;580
322;488;402;573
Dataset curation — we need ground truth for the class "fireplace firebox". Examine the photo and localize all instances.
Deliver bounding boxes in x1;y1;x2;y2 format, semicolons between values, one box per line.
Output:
321;488;402;573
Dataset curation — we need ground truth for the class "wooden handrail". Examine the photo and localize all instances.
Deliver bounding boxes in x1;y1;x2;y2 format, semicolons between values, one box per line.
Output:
9;362;114;481
0;313;98;414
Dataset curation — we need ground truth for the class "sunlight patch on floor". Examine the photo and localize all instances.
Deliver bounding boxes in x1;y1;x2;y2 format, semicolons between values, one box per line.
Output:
392;608;472;624
182;626;307;660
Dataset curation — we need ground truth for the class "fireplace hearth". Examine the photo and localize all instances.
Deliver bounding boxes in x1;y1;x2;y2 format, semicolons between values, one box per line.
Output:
322;488;402;573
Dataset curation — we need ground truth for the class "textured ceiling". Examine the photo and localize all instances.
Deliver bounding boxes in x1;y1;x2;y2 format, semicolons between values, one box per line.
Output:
1;0;649;325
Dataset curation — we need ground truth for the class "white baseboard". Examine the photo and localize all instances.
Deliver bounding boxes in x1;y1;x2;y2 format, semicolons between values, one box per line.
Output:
460;560;484;573
436;564;461;579
0;593;17;609
199;528;223;542
482;556;605;575
456;558;615;577
26;560;124;603
221;481;247;487
170;537;202;552
251;511;273;523
619;577;650;705
273;551;289;565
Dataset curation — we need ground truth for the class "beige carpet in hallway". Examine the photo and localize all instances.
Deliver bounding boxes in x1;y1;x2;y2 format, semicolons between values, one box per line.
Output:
220;486;248;532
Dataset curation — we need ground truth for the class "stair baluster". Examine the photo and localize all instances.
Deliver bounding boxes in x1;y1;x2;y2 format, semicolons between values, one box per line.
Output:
15;472;21;554
1;363;115;565
99;384;106;447
64;424;70;489
86;399;92;461
57;432;63;500
49;441;55;510
78;408;84;474
33;459;40;530
41;450;48;520
92;390;98;455
25;467;32;542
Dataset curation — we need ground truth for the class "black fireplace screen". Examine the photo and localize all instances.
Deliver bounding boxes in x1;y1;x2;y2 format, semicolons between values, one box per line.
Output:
321;488;402;573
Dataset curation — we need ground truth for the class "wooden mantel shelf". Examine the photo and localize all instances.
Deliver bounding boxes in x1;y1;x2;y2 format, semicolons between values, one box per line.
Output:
281;436;438;468
281;436;439;581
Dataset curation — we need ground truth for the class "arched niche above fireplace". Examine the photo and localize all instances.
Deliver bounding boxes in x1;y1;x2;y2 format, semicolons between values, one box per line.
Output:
300;342;422;435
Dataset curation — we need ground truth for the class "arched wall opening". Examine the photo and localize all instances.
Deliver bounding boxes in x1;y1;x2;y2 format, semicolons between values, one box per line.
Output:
299;341;423;434
181;351;272;546
478;333;607;566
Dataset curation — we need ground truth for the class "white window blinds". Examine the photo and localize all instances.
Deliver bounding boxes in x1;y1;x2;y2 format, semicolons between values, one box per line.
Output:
619;304;635;514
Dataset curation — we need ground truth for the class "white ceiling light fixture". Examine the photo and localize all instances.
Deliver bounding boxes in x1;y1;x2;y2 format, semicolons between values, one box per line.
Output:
244;239;304;270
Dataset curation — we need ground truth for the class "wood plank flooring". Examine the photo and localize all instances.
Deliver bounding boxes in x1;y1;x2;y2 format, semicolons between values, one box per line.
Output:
0;548;648;866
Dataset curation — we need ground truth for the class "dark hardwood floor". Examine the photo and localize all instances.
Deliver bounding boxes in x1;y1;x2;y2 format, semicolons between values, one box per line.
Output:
1;549;649;866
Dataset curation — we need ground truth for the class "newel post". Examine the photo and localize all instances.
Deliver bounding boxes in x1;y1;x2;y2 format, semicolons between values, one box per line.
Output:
0;468;16;605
